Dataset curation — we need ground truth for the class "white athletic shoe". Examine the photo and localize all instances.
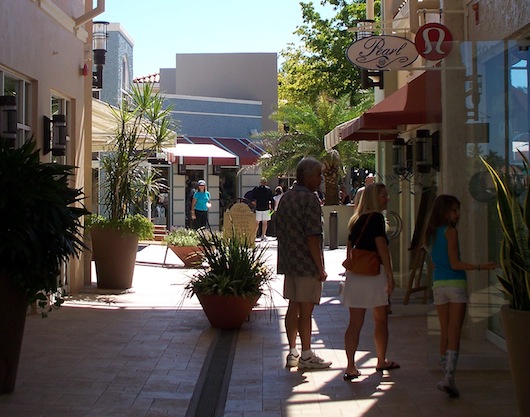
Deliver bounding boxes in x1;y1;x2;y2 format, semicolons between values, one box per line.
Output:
298;351;332;369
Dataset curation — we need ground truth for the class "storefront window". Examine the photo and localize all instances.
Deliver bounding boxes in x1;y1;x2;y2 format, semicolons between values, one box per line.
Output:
474;41;529;338
1;71;32;147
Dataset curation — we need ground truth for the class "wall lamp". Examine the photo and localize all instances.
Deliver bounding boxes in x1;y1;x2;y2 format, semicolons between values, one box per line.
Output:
43;114;67;156
355;19;384;90
393;138;412;178
0;95;17;148
416;129;431;173
92;21;109;89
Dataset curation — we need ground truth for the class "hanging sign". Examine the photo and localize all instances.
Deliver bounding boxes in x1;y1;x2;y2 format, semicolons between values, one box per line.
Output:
346;35;419;71
415;23;453;61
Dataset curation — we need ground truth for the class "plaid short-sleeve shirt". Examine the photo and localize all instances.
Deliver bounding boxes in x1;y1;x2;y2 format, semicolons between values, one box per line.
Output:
276;184;323;277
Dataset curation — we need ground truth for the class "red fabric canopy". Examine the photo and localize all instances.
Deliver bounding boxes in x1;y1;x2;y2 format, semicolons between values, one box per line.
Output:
342;71;442;141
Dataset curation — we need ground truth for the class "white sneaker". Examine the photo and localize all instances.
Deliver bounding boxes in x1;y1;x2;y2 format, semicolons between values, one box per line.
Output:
298;351;332;369
261;235;270;241
286;353;300;368
437;378;459;398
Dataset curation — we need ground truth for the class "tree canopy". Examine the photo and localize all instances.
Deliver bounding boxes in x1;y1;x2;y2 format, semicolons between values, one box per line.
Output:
279;0;380;105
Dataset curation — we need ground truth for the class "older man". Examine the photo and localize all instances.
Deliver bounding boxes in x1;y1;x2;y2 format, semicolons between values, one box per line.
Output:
276;157;331;369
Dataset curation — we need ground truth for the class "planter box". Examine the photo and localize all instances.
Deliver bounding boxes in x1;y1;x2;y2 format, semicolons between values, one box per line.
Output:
196;293;258;330
90;227;138;289
168;246;203;268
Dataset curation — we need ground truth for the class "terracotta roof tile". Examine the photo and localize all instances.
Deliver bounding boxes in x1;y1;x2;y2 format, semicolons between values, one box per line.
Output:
133;73;160;83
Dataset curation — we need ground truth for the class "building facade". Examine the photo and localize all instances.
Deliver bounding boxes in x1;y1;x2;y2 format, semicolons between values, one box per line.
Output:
0;0;105;291
329;0;529;360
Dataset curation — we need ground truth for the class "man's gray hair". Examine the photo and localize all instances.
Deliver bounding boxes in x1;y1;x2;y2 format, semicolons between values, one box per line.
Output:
296;157;322;185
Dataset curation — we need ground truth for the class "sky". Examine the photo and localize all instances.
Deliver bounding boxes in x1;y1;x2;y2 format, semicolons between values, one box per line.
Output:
99;0;334;78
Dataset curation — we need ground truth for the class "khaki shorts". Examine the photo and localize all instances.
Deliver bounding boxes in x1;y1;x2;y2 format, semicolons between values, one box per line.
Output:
283;275;323;304
256;210;271;222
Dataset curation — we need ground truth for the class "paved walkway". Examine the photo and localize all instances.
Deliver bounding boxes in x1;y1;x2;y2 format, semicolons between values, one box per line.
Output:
0;243;518;417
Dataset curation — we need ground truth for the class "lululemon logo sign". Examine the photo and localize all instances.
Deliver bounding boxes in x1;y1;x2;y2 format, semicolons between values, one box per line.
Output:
415;23;453;61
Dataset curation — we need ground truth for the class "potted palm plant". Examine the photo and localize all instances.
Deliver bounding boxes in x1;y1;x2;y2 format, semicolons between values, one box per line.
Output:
185;229;275;329
88;83;175;289
482;154;530;417
163;227;203;267
0;138;88;393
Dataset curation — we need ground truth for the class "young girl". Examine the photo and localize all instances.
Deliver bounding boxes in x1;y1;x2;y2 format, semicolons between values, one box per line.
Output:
424;195;496;397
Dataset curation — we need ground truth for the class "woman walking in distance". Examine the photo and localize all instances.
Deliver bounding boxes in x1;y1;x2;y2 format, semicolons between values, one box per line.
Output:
191;180;211;229
424;195;496;397
342;183;399;381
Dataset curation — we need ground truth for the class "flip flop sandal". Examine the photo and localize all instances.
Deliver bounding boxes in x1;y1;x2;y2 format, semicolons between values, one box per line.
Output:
376;361;400;372
343;371;361;381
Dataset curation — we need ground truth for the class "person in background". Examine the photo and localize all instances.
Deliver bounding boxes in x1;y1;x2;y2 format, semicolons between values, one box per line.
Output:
340;183;351;205
268;185;284;237
342;182;399;381
191;180;211;229
252;177;274;241
424;195;496;397
186;181;198;228
273;185;284;211
276;157;332;370
352;173;375;206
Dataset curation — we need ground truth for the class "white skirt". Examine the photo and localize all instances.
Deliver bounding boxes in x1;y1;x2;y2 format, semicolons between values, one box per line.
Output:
341;266;389;308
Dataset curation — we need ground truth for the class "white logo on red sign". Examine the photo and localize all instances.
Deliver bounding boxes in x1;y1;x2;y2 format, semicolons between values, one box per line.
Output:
415;23;453;61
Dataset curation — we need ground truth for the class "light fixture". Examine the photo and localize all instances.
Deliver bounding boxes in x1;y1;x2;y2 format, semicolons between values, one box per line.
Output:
355;19;384;89
393;138;410;177
43;115;67;156
416;129;431;173
92;21;109;89
0;95;17;148
355;19;375;41
361;70;384;89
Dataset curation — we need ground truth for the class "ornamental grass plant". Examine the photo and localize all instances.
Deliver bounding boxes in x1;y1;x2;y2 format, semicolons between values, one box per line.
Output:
185;229;275;299
482;153;530;311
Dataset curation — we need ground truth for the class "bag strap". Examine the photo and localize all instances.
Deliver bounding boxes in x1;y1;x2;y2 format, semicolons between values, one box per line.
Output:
353;213;374;247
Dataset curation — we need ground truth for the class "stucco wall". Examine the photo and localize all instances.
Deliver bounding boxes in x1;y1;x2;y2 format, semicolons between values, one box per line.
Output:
169;53;278;132
466;0;530;40
0;0;92;292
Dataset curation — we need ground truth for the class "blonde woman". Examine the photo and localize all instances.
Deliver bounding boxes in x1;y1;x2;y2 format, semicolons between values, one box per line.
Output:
342;182;399;381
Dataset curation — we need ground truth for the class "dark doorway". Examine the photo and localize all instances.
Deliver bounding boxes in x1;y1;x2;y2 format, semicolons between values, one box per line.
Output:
185;169;205;228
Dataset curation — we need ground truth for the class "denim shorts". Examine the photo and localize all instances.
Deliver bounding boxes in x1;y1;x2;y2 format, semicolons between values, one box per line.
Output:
433;286;468;305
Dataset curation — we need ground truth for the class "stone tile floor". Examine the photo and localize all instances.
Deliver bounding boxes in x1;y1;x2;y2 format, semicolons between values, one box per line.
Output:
0;243;518;417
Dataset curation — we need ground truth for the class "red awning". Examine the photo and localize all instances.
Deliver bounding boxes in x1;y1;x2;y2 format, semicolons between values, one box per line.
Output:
341;71;442;141
177;136;265;165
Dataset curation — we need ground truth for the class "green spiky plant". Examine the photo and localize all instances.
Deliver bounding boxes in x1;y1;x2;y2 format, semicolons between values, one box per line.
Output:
88;83;176;237
185;230;274;298
0;138;89;314
482;154;530;311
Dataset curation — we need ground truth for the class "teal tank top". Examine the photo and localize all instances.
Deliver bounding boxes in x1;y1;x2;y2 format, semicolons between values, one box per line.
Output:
429;226;466;288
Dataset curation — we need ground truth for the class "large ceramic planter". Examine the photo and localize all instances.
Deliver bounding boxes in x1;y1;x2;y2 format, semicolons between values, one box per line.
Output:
0;275;28;394
196;293;259;330
90;226;138;289
168;245;203;268
501;305;530;417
